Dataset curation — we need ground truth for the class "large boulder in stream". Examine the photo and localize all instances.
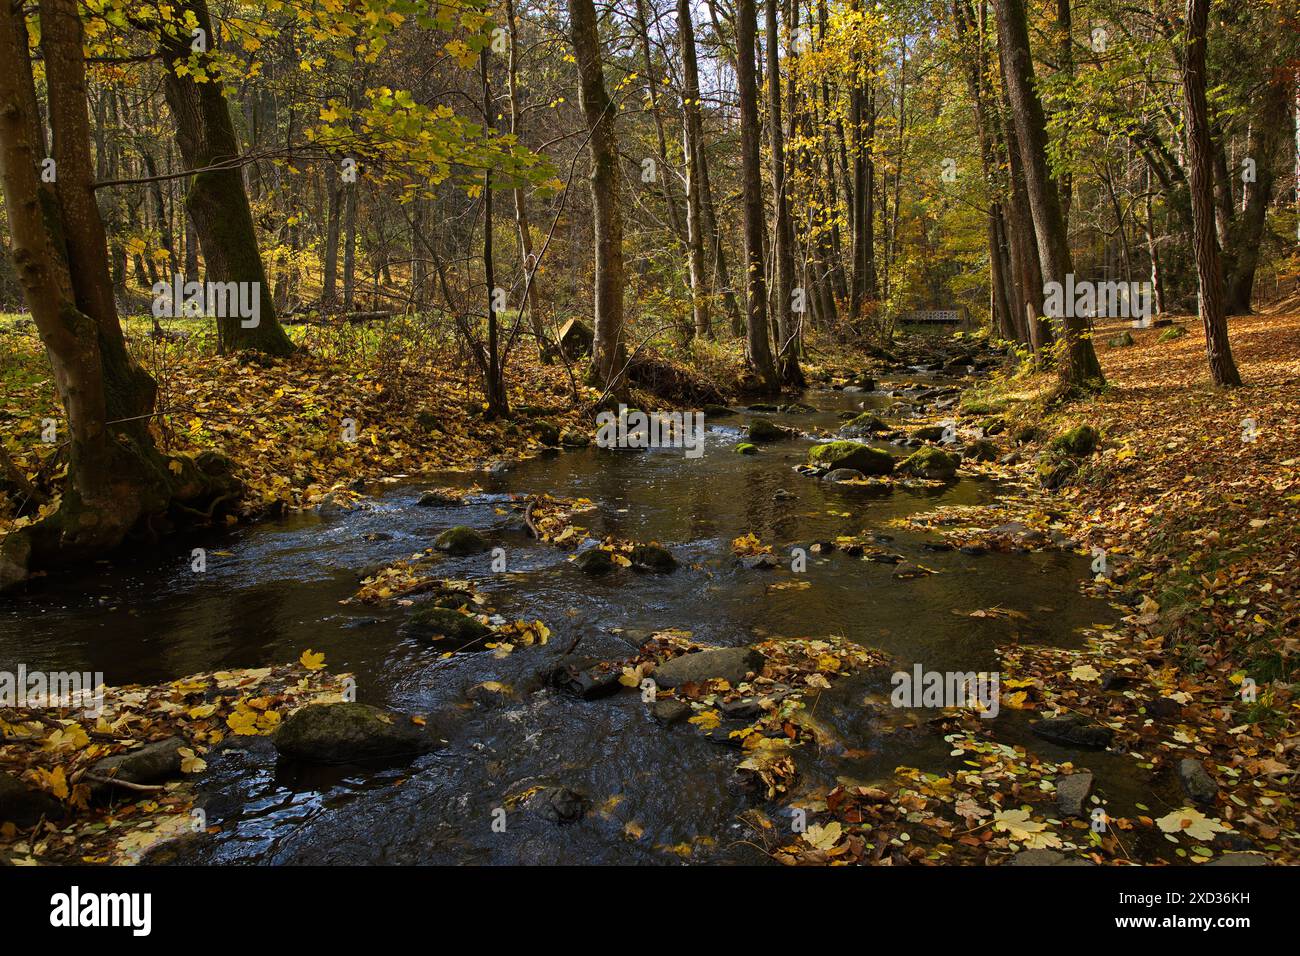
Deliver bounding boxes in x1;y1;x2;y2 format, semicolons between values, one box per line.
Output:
434;525;490;556
838;413;888;438
746;418;789;443
273;703;436;764
651;647;765;689
900;446;961;480
807;441;895;476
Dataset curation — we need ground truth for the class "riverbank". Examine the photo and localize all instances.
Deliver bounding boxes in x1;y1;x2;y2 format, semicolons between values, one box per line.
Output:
847;311;1299;866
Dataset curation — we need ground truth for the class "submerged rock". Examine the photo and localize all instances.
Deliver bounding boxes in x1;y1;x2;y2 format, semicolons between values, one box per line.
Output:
573;548;616;576
807;440;894;475
526;786;589;824
404;605;493;646
1178;758;1219;805
273;703;436;764
630;543;677;573
434;525;490;556
651;647;765;688
1055;772;1094;818
1030;713;1113;750
822;468;866;483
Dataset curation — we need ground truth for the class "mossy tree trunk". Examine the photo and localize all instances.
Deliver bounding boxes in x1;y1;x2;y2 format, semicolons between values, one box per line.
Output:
0;0;241;591
158;0;294;357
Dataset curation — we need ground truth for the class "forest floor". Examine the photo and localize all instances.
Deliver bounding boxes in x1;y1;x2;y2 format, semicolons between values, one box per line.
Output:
1;310;1296;866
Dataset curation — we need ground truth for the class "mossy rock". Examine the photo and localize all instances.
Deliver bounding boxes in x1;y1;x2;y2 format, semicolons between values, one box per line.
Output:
1049;424;1099;457
963;439;998;462
808;441;895;475
272;703;435;764
405;605;493;646
1107;331;1135;348
747;418;789;443
961;399;1004;415
1013;424;1039;445
434;525;490;556
980;416;1006;436
525;420;561;446
901;446;961;480
839;412;887;438
703;404;737;417
1157;325;1187;343
912;424;949;442
574;548;616;576
734;443;758;455
559;427;590;448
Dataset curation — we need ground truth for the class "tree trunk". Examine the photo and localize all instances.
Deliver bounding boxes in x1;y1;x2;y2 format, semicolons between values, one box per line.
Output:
324;180;341;305
569;0;628;392
766;0;804;385
0;0;237;590
158;0;294;356
506;0;548;357
993;0;1102;387
1225;77;1289;314
736;0;779;389
677;0;712;339
1181;0;1241;386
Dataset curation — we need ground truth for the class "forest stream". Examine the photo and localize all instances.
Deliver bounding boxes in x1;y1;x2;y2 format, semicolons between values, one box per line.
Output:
0;375;1175;866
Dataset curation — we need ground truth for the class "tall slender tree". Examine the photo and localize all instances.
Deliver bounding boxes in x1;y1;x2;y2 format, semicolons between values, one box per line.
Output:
569;0;628;392
736;0;779;389
1181;0;1242;386
993;0;1103;388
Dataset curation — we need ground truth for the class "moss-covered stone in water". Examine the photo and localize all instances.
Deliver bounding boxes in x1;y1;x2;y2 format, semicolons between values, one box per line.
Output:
901;446;961;479
734;442;758;455
808;441;895;475
574;548;615;575
434;525;490;555
912;425;948;442
747;418;788;443
1049;424;1099;457
839;412;887;437
405;605;493;647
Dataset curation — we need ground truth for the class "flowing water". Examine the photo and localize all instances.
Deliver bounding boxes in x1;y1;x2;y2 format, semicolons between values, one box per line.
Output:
1;381;1148;865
